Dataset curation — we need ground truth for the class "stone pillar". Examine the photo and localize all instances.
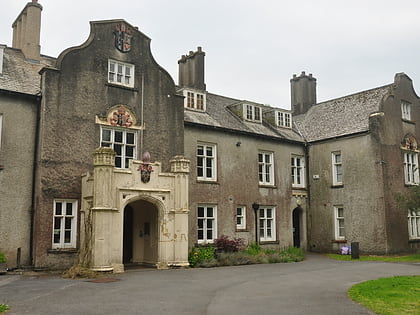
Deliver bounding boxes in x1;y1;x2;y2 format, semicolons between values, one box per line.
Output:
91;147;118;271
170;156;190;267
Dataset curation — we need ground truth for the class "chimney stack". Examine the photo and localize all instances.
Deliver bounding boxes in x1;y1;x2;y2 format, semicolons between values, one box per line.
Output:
290;71;317;115
12;1;43;62
178;47;206;90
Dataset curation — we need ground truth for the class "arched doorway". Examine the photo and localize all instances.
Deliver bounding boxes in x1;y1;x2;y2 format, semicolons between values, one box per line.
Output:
292;207;301;248
123;199;159;266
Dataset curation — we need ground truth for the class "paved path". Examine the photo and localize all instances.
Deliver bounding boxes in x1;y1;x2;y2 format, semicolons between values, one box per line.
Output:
0;254;419;315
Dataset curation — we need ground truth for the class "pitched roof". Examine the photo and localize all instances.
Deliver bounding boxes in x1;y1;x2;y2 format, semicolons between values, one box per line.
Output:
293;85;392;142
0;47;55;96
184;92;304;142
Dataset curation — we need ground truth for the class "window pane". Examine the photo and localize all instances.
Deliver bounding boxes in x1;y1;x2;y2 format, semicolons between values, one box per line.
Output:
115;157;122;168
126;146;134;157
54;217;61;229
207;207;213;217
206;147;213;157
198;207;204;218
66;203;73;215
207;220;213;228
126;132;135;144
207;229;213;240
115;131;123;143
102;129;111;142
65;217;72;229
198;219;204;228
197;145;204;155
64;230;71;243
53;231;61;243
198;230;203;240
55;202;62;215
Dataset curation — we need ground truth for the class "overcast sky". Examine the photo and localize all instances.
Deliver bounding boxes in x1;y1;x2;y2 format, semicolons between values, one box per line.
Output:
2;0;420;109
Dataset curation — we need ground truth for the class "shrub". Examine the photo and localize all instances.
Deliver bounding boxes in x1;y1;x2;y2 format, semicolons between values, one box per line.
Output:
217;251;255;266
0;252;6;263
246;243;262;256
214;235;245;252
0;304;10;313
189;246;216;267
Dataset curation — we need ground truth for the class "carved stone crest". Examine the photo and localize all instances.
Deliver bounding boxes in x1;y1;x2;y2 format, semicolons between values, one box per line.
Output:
114;23;132;53
138;152;153;183
109;106;133;127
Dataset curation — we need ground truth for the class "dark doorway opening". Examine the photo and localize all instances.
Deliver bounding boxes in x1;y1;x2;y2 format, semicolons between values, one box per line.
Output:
292;207;301;248
123;205;133;264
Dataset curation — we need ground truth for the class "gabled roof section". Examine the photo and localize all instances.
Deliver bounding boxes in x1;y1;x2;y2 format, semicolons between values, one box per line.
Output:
184;92;304;142
0;47;55;96
294;84;392;142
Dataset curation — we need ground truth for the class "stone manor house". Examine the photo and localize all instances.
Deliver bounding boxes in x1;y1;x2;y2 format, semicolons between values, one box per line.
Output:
0;1;419;271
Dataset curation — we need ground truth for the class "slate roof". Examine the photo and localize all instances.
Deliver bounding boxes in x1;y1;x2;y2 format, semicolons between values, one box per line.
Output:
184;92;304;143
0;47;55;96
293;85;392;142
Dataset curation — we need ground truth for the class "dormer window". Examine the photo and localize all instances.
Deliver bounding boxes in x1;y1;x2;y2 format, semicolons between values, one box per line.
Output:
401;101;411;121
244;104;261;122
276;111;291;128
108;59;134;88
183;90;206;111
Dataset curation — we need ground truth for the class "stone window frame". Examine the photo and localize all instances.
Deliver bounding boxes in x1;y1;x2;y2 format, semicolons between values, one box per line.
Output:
276;111;292;128
332;151;343;186
236;206;246;230
258;151;274;186
196;142;217;182
259;206;276;242
108;59;135;88
403;151;419;185
291;155;305;188
334;205;345;240
408;209;420;240
197;204;217;244
52;199;78;249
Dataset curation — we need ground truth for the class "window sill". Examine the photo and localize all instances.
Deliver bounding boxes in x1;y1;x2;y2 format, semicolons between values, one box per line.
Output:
48;249;78;254
259;241;279;245
405;183;419;187
105;82;138;92
402;118;415;125
196;180;219;185
331;239;347;243
292;186;307;190
331;184;344;189
258;184;277;189
236;229;248;232
408;239;420;243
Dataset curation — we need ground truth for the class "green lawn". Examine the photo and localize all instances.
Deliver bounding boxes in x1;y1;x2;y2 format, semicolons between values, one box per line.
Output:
348;276;420;315
326;253;420;262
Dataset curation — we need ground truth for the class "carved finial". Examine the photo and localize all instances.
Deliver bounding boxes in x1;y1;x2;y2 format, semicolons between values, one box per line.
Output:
142;152;151;164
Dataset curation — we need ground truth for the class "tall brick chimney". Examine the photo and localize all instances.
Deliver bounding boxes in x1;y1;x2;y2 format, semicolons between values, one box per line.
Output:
178;47;206;90
290;71;317;115
12;0;43;62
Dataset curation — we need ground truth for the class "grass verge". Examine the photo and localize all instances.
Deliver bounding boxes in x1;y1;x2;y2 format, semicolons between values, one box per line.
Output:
326;253;420;262
348;276;420;315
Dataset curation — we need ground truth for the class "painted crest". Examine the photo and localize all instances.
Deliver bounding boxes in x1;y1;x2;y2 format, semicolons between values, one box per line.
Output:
114;23;132;53
138;152;153;183
109;106;133;127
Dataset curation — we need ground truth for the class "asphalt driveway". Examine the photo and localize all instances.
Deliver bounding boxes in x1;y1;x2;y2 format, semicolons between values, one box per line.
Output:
0;253;419;315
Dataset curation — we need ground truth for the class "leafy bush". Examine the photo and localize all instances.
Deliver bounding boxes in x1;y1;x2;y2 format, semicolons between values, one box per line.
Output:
188;246;216;267
214;235;245;252
246;243;262;256
0;252;6;263
0;304;10;313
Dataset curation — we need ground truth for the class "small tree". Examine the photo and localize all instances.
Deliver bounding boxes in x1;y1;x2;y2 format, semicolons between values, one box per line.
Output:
396;186;420;210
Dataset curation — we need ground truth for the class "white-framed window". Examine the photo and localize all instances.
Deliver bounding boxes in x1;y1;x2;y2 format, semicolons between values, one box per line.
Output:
197;204;217;243
52;200;77;248
332;151;343;186
334;206;345;240
197;143;216;181
108;59;134;88
258;151;274;185
401;101;411;121
408;209;420;239
0;114;3;150
244;104;262;122
276;111;292;128
259;207;276;242
404;152;419;185
100;127;137;169
291;155;305;188
184;90;206;111
236;206;246;230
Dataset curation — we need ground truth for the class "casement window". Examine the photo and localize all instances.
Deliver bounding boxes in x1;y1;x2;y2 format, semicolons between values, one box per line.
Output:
291;155;305;188
401;101;411;121
276;111;292;128
259;207;276;242
197;205;217;243
404;152;419;185
108;59;134;88
236;206;246;230
197;143;216;181
101;127;137;168
184;90;206;111
258;151;274;185
332;151;343;186
52;200;77;248
408;209;420;239
334;206;345;240
244;104;262;122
